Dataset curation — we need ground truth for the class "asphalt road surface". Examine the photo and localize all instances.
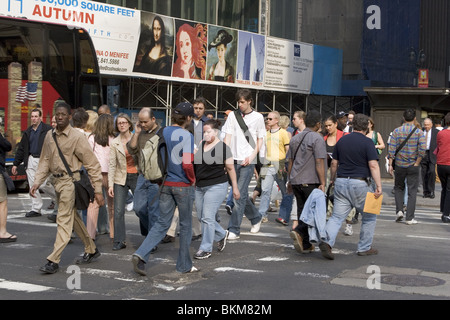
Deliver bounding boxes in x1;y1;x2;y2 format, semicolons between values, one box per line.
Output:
1;180;449;305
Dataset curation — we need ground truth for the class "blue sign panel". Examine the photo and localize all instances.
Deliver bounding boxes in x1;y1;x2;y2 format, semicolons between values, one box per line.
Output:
362;0;421;87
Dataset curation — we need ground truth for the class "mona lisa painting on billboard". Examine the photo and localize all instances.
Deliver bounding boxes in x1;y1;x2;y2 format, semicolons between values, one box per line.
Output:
133;12;174;77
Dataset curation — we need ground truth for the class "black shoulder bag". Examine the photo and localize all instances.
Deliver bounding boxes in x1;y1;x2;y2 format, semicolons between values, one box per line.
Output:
234;110;262;166
392;129;416;170
52;132;95;210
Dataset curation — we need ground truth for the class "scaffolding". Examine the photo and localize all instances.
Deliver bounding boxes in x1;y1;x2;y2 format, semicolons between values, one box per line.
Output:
113;77;367;124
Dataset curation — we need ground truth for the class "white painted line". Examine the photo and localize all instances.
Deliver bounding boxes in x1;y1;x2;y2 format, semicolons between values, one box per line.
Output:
406;235;450;241
82;268;145;283
294;272;330;279
0;278;55;293
6;219;57;228
258;257;289;262
215;267;263;273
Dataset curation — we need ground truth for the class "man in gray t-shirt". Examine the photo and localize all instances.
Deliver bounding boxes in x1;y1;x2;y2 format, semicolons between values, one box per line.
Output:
287;110;327;254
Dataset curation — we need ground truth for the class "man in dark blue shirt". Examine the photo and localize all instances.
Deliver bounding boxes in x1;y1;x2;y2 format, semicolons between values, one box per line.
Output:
320;113;382;260
12;108;54;218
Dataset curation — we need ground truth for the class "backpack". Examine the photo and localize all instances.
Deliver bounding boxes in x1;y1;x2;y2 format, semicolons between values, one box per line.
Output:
140;127;168;184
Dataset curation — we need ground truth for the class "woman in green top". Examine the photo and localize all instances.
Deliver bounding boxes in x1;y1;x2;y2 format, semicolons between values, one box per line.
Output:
366;117;385;155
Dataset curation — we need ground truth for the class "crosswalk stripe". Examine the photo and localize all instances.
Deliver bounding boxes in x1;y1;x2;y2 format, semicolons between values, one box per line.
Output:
0;278;56;293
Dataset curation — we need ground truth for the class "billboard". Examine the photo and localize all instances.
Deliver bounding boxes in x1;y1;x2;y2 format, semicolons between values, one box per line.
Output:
1;0;332;94
362;0;421;87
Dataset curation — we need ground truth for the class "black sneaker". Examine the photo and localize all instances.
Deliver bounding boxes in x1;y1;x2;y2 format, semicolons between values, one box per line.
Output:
194;250;211;260
26;211;41;218
225;205;232;215
319;242;334;260
76;248;100;264
132;255;147;276
217;231;229;252
40;261;59;274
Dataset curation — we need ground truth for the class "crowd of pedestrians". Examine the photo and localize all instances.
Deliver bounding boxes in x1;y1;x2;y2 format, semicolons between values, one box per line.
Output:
1;92;449;276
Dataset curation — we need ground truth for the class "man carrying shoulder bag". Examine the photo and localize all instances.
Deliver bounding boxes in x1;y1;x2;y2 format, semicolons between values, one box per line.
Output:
30;102;104;274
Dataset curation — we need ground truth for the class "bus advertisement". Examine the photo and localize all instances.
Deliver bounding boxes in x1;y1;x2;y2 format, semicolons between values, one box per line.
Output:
1;0;317;94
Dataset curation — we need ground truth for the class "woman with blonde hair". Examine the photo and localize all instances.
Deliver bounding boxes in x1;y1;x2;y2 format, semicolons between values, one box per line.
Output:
87;114;115;240
108;114;139;250
279;115;294;138
85;110;98;136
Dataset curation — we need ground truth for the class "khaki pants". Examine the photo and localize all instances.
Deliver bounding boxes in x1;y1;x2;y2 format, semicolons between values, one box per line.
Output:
47;175;96;264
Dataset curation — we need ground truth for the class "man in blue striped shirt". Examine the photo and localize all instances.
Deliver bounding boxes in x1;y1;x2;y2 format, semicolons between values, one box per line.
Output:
388;109;426;224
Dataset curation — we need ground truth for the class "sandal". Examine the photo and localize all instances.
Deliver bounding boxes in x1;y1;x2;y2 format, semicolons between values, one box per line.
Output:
0;235;17;243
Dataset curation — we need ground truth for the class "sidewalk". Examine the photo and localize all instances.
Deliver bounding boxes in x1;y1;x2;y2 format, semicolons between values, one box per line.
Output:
381;178;441;209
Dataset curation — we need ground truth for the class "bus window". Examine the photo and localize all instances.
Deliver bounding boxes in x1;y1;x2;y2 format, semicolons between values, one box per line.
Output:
80;80;102;109
48;28;75;107
0;24;44;79
79;32;98;75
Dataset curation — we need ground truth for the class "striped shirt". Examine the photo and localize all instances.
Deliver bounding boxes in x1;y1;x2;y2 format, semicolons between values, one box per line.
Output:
388;123;426;168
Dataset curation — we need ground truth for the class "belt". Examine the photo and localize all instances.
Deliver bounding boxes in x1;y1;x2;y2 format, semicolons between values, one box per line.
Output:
31;154;40;158
298;183;320;188
53;173;66;178
53;170;81;178
337;176;368;181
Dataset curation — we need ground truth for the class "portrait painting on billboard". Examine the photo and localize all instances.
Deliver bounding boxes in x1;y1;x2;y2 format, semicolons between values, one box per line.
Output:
236;31;265;86
133;12;174;77
206;26;237;83
172;20;207;80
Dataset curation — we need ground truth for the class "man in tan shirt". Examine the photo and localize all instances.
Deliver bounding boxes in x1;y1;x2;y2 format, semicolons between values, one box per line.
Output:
30;102;104;274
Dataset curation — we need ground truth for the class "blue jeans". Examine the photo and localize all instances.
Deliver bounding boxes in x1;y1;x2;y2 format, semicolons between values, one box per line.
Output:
134;185;194;273
113;173;138;243
278;194;293;222
195;182;228;252
258;166;287;218
226;188;234;209
324;178;377;252
228;164;262;235
133;174;160;236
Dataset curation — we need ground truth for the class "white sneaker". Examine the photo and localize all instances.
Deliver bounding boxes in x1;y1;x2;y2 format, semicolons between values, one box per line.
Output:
396;211;404;222
344;224;353;236
250;221;261;233
126;202;134;212
227;232;240;240
405;219;418;225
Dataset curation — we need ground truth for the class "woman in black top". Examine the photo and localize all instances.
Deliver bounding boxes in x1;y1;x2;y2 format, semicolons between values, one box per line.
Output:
193;119;240;259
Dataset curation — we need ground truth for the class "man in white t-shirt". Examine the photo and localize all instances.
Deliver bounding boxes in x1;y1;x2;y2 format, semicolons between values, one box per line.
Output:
222;89;266;239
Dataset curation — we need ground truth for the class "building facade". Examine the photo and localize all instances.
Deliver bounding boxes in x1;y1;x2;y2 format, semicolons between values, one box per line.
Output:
94;0;450;126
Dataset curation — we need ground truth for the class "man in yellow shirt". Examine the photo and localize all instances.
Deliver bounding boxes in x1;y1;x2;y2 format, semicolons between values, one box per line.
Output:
258;111;290;223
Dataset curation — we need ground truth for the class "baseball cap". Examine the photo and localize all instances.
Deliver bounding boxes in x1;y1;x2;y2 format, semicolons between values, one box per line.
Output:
173;102;195;117
336;111;348;119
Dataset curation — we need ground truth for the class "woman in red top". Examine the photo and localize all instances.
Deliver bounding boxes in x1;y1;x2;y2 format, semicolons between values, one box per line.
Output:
436;112;450;223
324;115;346;167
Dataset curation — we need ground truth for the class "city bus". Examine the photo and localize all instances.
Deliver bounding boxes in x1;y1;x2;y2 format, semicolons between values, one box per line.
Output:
0;15;103;188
